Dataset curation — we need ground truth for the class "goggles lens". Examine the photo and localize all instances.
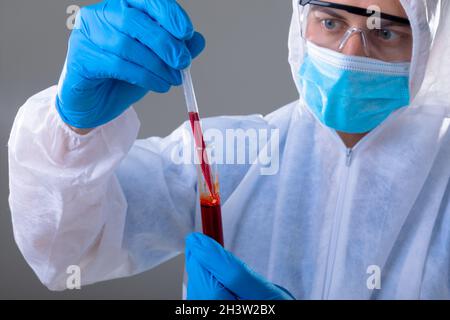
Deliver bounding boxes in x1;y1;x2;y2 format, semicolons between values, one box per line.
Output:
301;2;413;62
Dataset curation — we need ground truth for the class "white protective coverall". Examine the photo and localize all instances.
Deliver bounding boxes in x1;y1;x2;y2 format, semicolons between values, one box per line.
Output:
8;0;450;299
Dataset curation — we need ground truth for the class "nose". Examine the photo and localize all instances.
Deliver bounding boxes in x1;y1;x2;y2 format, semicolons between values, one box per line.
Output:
340;32;368;57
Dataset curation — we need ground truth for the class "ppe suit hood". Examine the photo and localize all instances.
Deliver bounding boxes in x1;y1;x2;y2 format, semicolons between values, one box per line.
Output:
288;0;450;111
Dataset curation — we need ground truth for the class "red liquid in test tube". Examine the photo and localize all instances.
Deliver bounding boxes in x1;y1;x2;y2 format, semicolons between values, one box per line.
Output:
200;192;224;247
189;111;213;195
182;68;224;246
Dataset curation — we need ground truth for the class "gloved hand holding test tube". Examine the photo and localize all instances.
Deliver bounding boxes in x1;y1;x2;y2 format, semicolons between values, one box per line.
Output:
181;68;224;247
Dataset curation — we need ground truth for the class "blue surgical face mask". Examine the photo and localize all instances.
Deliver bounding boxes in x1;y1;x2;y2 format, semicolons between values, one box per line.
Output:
298;41;411;134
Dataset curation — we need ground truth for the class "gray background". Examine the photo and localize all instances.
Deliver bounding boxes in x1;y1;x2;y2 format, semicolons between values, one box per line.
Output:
0;0;297;299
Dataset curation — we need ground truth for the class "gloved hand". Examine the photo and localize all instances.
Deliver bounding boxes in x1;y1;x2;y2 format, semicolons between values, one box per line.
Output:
185;233;295;300
56;0;205;129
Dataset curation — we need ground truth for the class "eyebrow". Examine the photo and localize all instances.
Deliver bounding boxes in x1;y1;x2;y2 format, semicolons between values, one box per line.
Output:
311;7;346;20
378;20;412;30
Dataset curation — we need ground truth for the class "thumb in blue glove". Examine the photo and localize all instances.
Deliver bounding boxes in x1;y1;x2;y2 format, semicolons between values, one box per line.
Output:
185;233;295;300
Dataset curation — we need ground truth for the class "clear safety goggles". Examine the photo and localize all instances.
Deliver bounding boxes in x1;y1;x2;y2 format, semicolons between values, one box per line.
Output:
299;0;413;62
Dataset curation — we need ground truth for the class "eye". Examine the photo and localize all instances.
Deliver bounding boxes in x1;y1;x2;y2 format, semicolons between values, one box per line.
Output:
321;19;338;30
376;29;399;41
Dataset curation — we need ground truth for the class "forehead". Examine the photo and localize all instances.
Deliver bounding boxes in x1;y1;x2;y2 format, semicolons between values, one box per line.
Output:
324;0;408;18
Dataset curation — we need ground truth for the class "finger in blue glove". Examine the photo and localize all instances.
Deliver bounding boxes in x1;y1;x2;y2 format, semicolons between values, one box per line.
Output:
186;247;236;300
56;0;206;129
185;233;295;300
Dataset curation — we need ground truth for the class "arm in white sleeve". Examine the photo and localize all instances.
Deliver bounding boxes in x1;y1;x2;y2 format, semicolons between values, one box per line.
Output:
8;86;197;290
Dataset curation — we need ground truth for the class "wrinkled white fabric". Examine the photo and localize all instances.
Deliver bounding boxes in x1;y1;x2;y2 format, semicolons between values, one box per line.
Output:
8;0;450;299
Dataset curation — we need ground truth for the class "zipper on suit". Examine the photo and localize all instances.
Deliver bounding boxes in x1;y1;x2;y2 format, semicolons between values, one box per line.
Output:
309;104;396;299
322;148;353;299
345;148;353;166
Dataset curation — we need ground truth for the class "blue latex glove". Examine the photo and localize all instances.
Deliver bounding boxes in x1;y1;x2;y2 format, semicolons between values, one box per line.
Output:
56;0;205;129
185;233;295;300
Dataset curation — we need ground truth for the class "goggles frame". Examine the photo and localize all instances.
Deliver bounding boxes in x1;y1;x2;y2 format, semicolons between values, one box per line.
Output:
299;0;410;25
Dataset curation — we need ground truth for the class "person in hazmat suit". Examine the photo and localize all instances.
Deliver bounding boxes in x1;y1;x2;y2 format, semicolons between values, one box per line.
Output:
8;0;450;299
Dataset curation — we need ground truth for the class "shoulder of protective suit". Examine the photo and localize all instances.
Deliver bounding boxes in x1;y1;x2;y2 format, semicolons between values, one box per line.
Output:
264;100;300;127
200;114;268;132
200;100;300;134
